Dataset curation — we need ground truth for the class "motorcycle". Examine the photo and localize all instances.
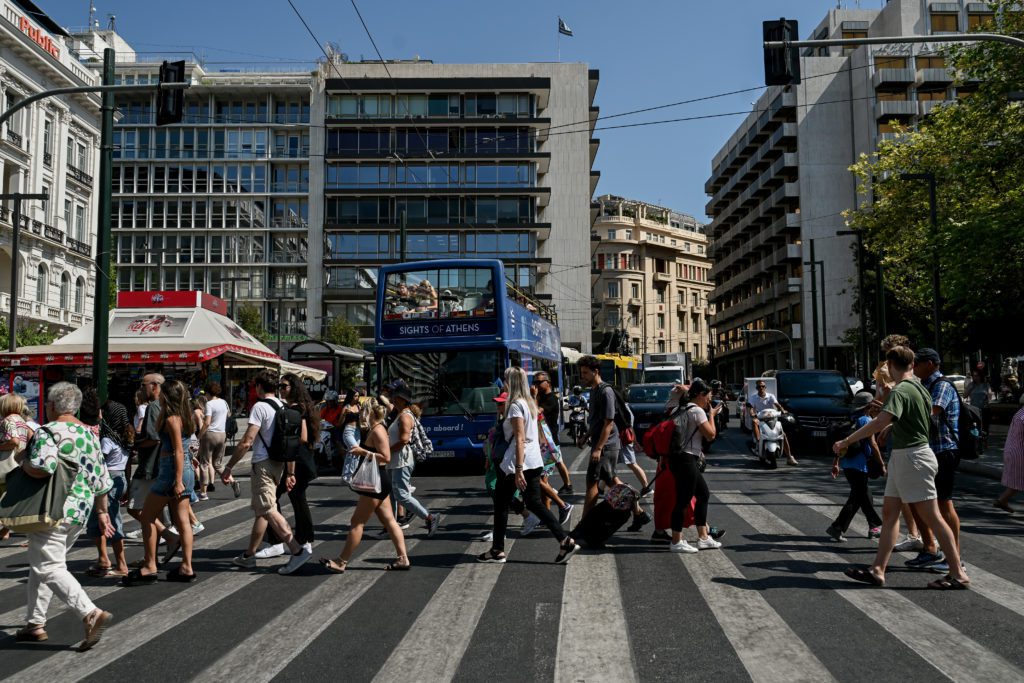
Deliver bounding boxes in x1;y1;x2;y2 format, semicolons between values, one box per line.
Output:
566;394;589;448
753;408;787;469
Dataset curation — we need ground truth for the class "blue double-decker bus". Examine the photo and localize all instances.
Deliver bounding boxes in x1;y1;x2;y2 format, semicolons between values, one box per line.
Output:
375;259;561;461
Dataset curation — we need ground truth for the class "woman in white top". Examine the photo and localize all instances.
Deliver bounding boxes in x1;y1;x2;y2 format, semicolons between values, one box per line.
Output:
478;367;580;565
200;382;230;487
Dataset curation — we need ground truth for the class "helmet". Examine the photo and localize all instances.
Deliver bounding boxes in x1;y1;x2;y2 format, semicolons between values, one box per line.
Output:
572;385;582;395
710;379;722;390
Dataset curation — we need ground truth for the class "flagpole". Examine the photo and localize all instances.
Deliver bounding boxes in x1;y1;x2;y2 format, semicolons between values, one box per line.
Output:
557;23;561;62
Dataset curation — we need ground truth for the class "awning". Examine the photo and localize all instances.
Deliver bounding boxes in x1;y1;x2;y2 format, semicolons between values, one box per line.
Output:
279;359;327;381
561;346;584;363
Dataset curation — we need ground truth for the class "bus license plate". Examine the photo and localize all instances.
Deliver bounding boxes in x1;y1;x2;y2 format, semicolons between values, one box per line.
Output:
432;450;456;458
812;430;827;438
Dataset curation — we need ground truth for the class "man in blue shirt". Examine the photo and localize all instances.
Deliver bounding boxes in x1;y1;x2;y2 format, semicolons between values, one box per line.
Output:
906;348;961;572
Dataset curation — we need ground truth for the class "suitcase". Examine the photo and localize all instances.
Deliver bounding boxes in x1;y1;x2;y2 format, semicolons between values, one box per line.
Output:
570;500;633;548
653;457;695;530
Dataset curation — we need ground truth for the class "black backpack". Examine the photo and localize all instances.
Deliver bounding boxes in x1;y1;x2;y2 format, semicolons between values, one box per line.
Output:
598;383;636;445
257;398;303;463
936;379;985;460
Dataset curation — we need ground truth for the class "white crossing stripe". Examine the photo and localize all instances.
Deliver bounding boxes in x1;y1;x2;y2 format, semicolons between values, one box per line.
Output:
568;445;591;475
10;510;351;682
555;551;637;683
787;491;1024;621
717;492;1024;682
677;550;837;682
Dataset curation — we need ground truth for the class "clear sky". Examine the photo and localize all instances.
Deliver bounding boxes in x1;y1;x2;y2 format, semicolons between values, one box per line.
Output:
48;0;859;221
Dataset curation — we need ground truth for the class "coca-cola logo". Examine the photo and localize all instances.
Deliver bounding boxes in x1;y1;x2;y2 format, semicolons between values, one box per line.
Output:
125;315;174;335
152;294;164;303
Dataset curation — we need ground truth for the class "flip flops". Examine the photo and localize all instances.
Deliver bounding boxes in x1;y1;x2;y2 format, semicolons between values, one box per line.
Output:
121;568;158;587
844;567;885;587
166;567;198;583
928;575;971;590
86;563;113;578
320;557;348;574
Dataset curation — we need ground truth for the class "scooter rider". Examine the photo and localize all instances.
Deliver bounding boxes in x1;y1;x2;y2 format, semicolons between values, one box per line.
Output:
748;380;798;466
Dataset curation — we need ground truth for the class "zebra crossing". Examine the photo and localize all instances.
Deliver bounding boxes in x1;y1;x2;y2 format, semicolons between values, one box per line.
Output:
1;469;1023;682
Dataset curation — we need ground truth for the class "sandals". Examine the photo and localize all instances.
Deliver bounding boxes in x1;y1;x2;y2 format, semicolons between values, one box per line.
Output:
476;549;507;564
79;610;113;652
993;500;1014;513
320;557;349;574
121;568;159;587
166;567;198;583
928;574;971;590
15;625;48;642
386;555;411;571
844;567;885;587
86;563;113;578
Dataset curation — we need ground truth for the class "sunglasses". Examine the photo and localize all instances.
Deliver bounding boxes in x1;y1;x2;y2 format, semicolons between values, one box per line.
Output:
278;383;291;389
756;385;766;389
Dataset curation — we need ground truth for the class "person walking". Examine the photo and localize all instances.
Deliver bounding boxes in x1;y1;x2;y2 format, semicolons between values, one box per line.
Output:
85;400;131;578
835;346;970;589
201;382;230;486
123;380;198;585
827;392;884;542
222;371;313;575
0;394;35;543
478;367;580;564
126;375;179;556
965;369;994;438
255;374;319;558
994;404;1024;513
666;380;723;553
382;383;439;537
320;398;410;572
533;371;574;495
191;394;213;501
15;382;114;651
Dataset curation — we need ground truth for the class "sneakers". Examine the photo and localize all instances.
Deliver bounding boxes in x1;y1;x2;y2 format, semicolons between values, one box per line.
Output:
893;535;924;553
696;537;723;550
521;513;541;536
558;484;574;496
905;550;944;569
399;511;415;529
626;509;652;532
254;543;286;559
479;530;494;542
232;553;257;568
558;504;574;526
555;541;580;564
670;540;698;554
826;525;847;543
929;559;963;574
302;542;313;554
426;514;440;538
124;529;142;541
868;526;882;539
197;493;210;502
709;526;726;540
231;480;242;498
192;522;205;535
650;529;672;544
278;546;313;575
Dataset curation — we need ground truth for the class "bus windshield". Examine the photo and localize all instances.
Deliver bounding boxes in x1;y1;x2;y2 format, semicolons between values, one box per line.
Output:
381;350;502;416
383;267;495;320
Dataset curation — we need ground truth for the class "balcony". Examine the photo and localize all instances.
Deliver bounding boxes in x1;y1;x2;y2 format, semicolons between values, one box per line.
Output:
653;272;672;283
44;224;65;244
603;296;622;307
67;163;93;186
627;297;642;308
267;286;307;299
43;152;53;167
919;100;952;116
916;68;953;87
0;292;93;329
272;146;310;159
67;237;92;257
872;68;915;90
875;100;917;120
5;129;23;147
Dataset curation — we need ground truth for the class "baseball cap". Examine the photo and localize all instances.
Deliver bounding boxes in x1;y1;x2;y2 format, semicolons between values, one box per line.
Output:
915;348;941;364
493;391;509;403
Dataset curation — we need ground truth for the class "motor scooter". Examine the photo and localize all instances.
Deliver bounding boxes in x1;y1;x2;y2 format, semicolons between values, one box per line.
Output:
754;408;786;469
566;393;589;448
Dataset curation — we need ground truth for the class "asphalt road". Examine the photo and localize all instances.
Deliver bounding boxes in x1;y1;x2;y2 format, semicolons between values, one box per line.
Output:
1;428;1022;682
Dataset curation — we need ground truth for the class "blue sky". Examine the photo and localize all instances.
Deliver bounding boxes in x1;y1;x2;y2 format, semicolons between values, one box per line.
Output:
49;0;850;220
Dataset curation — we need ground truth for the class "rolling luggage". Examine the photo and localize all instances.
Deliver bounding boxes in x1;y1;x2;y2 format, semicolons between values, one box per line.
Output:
570;498;633;548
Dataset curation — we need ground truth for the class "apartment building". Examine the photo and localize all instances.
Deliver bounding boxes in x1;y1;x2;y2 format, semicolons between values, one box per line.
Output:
591;194;712;360
317;59;599;350
1;0;99;335
705;0;987;381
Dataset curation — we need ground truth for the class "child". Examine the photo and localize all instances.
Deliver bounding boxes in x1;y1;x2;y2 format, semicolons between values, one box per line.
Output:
827;392;885;542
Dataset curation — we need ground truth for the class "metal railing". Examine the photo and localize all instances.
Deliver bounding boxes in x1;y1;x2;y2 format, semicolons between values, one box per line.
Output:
67;162;93;185
6;129;22;146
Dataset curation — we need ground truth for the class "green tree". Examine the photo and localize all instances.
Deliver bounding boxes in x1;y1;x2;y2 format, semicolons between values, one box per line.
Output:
323;316;363;388
236;302;270;343
0;317;59;349
846;2;1024;353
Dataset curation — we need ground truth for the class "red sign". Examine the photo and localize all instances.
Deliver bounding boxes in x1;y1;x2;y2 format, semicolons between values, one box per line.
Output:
17;16;60;59
116;291;228;315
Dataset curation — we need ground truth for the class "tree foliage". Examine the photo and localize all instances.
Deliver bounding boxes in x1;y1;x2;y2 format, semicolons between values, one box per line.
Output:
236;302;270;343
0;317;59;349
845;1;1024;353
323;316;364;389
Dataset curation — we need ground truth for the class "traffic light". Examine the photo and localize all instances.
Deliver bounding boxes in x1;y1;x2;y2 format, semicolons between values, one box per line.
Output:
763;18;801;86
157;60;186;126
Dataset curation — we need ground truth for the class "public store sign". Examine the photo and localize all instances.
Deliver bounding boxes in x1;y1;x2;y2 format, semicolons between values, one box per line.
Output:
13;14;60;59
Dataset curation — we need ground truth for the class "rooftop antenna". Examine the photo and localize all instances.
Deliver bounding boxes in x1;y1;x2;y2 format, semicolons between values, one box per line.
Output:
87;1;96;29
106;13;116;30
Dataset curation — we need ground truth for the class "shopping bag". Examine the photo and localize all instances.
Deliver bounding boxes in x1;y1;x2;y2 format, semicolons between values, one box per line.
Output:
348;455;381;494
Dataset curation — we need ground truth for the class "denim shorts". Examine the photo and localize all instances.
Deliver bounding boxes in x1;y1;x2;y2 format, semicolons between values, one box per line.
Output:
150;455;196;498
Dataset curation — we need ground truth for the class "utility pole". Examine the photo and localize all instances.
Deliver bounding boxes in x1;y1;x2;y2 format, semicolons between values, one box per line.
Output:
92;48;115;401
2;192;49;352
806;239;819;369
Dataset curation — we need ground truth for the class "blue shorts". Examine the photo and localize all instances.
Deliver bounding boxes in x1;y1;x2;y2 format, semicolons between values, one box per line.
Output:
150;455;196;499
87;472;127;540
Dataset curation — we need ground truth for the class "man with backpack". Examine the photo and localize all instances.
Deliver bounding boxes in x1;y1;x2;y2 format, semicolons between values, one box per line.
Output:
905;348;963;573
222;372;312;575
578;356;650;531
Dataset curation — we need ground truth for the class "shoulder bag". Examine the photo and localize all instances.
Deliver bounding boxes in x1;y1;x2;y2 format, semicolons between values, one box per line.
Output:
676;404;707;473
0;427;75;532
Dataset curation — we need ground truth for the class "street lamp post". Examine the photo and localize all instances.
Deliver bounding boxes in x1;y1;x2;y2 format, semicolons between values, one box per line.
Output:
803;257;826;369
740;327;794;370
899;172;941;351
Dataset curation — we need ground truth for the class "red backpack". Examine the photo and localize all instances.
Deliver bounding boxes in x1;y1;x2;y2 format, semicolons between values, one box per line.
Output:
642;410;681;459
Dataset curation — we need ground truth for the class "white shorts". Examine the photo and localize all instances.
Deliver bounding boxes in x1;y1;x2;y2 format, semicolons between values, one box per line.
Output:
884;445;938;504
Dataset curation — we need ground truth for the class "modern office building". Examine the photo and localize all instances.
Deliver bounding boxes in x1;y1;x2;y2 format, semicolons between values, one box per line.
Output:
317;59;599;351
1;0;100;335
705;0;987;381
591;194;712;360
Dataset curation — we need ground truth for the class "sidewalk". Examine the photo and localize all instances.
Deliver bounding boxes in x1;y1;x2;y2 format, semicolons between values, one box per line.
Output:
957;423;1007;481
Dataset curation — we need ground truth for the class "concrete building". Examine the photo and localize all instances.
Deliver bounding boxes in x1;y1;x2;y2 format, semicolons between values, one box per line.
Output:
591;194;712;360
1;0;99;336
317;59;599;351
705;0;986;382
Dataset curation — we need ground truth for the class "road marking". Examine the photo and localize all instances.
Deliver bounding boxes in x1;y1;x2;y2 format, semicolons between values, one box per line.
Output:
555;551;637;683
787;491;1024;621
10;510;351;682
372;534;513;682
534;602;559;683
568;446;591;475
678;547;836;682
717;492;1024;682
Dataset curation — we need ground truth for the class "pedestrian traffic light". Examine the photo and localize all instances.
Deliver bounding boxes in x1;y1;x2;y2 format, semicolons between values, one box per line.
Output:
156;60;186;126
763;18;801;86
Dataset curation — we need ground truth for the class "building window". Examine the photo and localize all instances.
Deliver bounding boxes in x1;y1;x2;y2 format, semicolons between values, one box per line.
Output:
930;13;958;33
624;229;632;240
656;313;665;330
967;12;994;30
657;340;665;353
841;30;867;55
917;56;946;70
607;310;620;327
60;272;71;309
36;265;48;304
75;205;87;242
656;288;665;304
692;292;699;308
607;228;617;240
74;277;85;313
630;283;639;299
684;242;691;252
678;315;685;332
607;281;620;299
875;55;908;69
43;119;53;164
697;245;705;255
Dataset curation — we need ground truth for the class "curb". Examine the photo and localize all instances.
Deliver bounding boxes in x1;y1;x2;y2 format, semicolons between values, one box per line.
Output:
957;459;1002;481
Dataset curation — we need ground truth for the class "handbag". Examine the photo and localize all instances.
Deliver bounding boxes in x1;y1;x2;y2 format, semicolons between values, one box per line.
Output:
0;436;75;532
348;454;381;494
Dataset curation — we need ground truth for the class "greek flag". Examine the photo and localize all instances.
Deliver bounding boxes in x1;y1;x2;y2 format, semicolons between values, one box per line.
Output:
558;17;574;37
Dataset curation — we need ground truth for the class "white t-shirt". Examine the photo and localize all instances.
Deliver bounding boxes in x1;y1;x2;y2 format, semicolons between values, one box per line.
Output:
134;404;146;432
749;392;781;415
205;397;229;433
101;436;130;472
501;399;543;475
248;397;282;464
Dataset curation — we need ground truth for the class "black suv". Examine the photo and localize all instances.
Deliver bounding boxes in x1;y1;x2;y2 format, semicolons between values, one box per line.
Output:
774;370;857;452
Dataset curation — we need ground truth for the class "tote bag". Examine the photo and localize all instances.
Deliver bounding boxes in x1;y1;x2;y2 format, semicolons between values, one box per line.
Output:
348;455;381;494
0;453;75;532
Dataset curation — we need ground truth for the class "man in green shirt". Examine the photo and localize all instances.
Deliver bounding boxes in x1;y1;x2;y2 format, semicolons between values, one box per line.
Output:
831;345;970;590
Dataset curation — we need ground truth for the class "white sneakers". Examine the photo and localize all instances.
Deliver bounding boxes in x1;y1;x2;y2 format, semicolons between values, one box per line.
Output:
696;537;723;550
670;537;723;553
254;543;286;559
894;535;924;553
670;540;698;554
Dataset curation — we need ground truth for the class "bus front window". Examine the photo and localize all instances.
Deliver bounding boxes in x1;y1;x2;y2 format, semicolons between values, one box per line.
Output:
381;350;502;417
